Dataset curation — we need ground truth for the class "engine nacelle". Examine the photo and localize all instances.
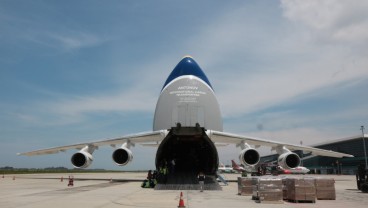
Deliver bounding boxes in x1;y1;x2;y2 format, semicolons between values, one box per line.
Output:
112;147;133;166
278;152;301;169
239;147;260;166
71;151;93;169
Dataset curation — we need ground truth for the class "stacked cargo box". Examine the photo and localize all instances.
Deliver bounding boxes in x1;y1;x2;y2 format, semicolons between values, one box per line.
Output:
283;178;316;203
239;176;336;203
237;177;253;195
252;177;283;203
314;178;336;200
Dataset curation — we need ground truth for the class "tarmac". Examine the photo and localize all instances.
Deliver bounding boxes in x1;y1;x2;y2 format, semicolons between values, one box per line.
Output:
0;172;367;208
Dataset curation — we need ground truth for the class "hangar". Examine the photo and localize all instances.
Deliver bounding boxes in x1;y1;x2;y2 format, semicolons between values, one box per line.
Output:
260;134;368;175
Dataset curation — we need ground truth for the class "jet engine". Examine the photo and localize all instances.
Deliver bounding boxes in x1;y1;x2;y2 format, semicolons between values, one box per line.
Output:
277;152;301;169
112;147;133;166
71;150;93;169
239;147;260;166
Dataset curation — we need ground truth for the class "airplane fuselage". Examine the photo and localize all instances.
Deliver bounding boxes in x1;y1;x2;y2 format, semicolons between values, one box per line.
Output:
153;57;222;174
153;57;223;131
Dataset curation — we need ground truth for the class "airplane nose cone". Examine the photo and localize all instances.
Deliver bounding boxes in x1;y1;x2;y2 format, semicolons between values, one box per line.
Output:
162;56;213;91
176;56;198;73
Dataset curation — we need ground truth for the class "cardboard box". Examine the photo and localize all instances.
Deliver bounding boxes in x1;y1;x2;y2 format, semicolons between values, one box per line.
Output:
237;177;253;195
315;178;336;200
238;186;253;195
237;177;253;186
284;178;316;202
253;177;283;203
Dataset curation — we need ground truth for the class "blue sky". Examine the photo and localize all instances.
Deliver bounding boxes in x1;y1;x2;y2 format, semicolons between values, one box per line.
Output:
1;0;368;170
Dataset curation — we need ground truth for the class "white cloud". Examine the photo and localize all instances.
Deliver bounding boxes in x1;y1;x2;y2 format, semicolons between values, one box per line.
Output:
42;58;173;120
173;0;368;119
17;88;157;127
9;1;368;132
217;53;368;117
52;89;157;116
40;0;368;125
281;0;345;30
24;31;107;51
281;0;368;43
0;13;107;51
51;32;104;50
333;21;368;42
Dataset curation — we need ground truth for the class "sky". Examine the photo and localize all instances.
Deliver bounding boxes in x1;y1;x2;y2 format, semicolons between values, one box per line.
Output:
1;0;368;170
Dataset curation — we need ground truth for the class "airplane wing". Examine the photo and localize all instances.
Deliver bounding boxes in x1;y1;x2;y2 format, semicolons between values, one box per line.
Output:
18;130;168;156
207;130;353;158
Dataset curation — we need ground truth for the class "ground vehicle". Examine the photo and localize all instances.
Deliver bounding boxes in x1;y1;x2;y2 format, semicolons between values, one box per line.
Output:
356;164;368;193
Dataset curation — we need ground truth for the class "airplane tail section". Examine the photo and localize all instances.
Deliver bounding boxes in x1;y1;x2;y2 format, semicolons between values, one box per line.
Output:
231;160;240;169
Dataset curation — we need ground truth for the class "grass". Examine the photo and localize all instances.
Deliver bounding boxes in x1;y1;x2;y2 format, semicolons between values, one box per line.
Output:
0;167;147;175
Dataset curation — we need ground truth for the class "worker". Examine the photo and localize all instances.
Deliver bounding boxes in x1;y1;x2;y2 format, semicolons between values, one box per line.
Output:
198;171;205;192
163;163;168;183
158;163;168;183
147;170;153;180
170;158;176;174
152;170;158;180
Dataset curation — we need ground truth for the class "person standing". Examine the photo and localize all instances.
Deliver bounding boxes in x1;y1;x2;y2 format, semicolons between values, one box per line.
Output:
170;158;176;174
198;171;205;192
147;170;153;180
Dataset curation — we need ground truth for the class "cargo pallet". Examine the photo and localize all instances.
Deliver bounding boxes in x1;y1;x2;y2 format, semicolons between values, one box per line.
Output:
316;197;336;200
256;200;284;204
287;199;316;203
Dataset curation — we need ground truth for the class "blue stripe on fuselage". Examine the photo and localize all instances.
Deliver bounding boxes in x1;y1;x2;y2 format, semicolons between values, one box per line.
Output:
162;57;213;91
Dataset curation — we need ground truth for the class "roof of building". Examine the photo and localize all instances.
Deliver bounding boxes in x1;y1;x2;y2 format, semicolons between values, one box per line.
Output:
312;134;368;147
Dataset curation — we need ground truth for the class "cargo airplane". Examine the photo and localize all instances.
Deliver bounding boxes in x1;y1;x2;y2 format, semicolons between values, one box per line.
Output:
18;56;353;178
278;166;310;174
231;160;247;172
218;163;235;173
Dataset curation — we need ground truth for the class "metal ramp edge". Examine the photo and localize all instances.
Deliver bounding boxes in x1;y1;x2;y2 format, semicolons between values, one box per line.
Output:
154;175;222;190
154;183;222;190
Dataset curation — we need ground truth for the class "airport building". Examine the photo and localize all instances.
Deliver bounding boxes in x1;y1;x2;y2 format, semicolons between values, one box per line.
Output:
261;134;368;175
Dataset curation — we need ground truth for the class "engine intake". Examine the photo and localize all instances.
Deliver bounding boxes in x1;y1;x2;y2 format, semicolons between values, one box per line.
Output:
278;152;301;169
71;151;93;169
112;147;133;166
239;148;260;166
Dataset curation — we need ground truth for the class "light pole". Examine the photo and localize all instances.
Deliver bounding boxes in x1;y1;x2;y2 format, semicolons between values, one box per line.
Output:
361;126;368;170
300;141;303;166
